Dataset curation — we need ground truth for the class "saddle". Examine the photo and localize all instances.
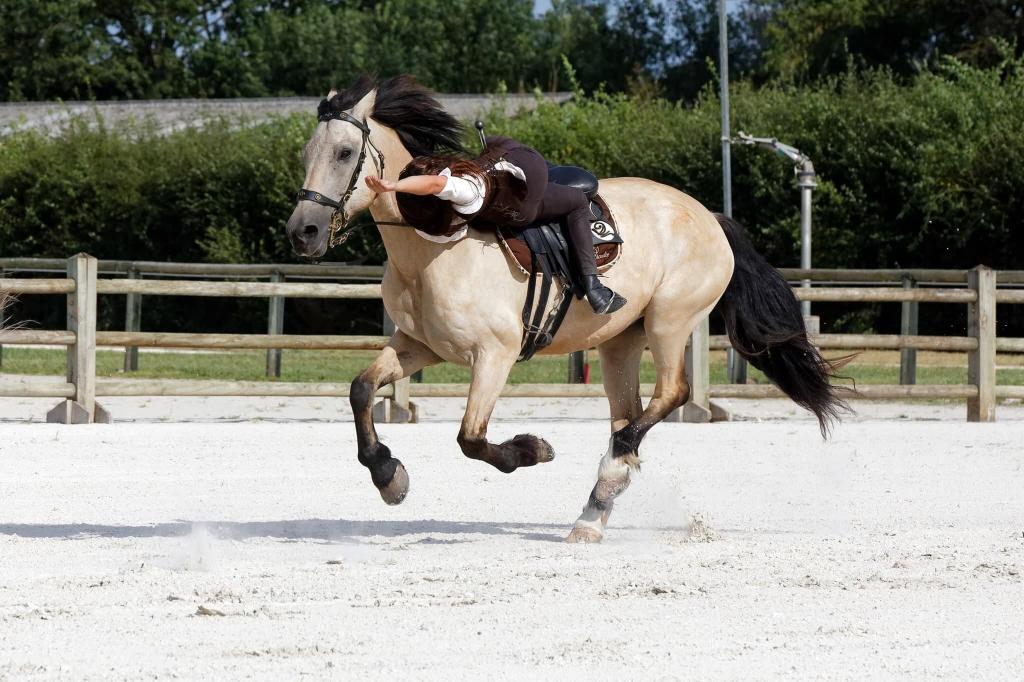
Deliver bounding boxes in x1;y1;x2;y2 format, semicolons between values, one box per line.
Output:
494;165;624;362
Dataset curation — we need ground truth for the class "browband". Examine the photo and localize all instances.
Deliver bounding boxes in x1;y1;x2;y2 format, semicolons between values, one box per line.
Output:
318;109;370;134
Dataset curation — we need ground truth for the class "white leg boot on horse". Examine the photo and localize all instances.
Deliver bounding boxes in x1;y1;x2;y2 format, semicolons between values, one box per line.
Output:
350;331;441;504
286;75;850;541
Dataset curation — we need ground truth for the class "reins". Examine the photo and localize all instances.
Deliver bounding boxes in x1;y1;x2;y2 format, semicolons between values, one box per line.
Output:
295;109;407;246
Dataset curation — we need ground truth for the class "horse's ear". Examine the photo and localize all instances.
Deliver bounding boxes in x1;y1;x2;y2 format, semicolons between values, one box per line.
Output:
326;88;338;100
351;88;377;121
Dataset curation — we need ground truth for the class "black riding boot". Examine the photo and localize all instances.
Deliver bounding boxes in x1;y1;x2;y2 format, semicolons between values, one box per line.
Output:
585;274;626;315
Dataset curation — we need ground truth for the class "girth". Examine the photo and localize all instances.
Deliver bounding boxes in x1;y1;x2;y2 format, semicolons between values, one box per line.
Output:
518;224;575;362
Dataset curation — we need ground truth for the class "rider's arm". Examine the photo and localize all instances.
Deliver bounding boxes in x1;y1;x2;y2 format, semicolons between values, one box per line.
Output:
366;169;484;214
434;170;485;213
366;173;447;195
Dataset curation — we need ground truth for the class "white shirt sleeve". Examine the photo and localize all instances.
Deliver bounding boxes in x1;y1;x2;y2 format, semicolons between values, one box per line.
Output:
433;167;486;214
493;160;526;182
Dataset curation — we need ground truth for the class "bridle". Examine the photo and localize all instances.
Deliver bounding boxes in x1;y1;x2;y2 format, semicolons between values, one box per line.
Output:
295;109;403;247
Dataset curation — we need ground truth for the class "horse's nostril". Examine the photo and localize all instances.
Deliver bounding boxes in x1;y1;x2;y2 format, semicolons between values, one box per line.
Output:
303;224;319;237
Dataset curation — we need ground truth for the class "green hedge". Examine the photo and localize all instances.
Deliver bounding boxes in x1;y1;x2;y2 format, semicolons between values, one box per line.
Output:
1;115;310;264
489;57;1024;274
2;57;1022;334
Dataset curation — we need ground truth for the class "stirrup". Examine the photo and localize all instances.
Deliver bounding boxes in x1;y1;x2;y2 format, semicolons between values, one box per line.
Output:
592;291;626;315
584;274;625;315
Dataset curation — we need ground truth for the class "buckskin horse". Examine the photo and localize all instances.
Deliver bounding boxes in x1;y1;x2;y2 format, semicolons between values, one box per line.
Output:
285;75;847;543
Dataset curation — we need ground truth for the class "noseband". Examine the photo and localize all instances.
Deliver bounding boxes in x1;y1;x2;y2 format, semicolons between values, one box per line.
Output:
295;109;387;246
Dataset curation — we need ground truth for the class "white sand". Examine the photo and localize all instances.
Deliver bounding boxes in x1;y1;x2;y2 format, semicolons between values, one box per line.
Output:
1;397;1022;679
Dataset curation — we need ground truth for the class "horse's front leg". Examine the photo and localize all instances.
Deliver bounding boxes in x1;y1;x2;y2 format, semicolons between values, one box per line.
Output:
350;331;441;505
457;352;555;473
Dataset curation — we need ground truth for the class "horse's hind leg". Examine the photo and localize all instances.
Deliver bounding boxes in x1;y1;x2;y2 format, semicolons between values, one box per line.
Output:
565;323;647;543
350;331;441;505
566;310;702;543
600;322;647;433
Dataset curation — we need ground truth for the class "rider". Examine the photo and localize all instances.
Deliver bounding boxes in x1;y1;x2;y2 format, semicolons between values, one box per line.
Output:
365;136;626;315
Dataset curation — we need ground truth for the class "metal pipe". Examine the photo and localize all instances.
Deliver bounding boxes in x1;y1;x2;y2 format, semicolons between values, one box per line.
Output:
734;132;816;317
123;266;141;372
718;0;732;218
719;0;744;383
899;275;919;384
798;159;816;317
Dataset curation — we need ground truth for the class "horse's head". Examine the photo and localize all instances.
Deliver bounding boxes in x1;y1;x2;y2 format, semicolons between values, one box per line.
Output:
287;75;466;259
287;86;379;258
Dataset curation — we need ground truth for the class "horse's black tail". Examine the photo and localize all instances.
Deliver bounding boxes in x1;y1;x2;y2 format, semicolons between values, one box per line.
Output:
715;213;850;436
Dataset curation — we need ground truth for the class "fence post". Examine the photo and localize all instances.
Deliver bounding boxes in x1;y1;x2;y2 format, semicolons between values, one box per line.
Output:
568;350;586;383
670;315;711;423
899;275;918;385
373;262;416;423
123;266;141;372
967;266;996;422
266;271;284;378
47;253;111;424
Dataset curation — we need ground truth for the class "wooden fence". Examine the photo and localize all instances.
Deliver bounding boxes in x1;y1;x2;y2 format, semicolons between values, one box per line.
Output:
0;254;1020;424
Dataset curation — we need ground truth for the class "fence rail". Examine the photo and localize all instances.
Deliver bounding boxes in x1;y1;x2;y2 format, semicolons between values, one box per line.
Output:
0;254;1020;424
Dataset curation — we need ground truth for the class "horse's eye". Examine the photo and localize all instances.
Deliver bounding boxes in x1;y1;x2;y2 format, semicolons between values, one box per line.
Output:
338;148;353;161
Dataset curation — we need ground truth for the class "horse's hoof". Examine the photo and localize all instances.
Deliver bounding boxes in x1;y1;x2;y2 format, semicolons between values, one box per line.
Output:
507;434;555;467
378;461;409;505
565;524;603;544
535;437;555;463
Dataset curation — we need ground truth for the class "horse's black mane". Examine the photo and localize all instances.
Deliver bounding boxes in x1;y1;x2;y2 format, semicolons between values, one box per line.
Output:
319;74;466;157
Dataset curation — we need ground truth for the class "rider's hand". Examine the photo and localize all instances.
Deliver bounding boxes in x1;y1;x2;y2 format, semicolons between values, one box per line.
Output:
366;175;398;193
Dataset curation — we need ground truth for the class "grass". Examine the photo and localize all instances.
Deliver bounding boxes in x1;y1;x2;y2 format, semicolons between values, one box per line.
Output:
3;347;1024;387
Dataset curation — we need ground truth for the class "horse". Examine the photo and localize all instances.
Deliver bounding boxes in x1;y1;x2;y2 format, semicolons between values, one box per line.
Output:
285;75;847;543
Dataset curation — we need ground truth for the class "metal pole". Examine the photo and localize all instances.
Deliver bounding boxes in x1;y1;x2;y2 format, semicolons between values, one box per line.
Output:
719;0;746;384
899;275;918;385
798;160;816;318
0;267;5;369
568;351;586;384
123;267;141;372
716;0;733;215
719;0;732;217
266;271;284;378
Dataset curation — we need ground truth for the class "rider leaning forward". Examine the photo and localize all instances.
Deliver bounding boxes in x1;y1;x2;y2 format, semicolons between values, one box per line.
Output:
365;135;627;315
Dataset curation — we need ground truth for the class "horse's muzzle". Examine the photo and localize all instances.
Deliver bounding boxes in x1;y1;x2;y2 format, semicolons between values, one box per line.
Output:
286;207;330;258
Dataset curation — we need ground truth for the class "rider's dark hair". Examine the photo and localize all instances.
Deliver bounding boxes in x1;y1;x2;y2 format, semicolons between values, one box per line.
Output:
320;74;466;158
396;156;489;236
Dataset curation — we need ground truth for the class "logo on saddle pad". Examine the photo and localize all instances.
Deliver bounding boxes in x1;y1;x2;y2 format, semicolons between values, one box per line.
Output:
591;221;616;241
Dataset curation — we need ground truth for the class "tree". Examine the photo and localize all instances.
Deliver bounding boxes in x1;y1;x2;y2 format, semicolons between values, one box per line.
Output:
0;1;108;101
531;1;612;92
757;0;1024;81
660;0;771;100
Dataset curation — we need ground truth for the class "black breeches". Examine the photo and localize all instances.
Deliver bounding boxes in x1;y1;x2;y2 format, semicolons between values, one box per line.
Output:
536;182;596;276
504;146;597;277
